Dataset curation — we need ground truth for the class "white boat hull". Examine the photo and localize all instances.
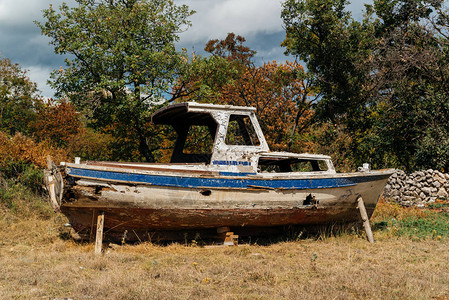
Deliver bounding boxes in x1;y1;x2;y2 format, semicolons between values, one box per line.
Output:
50;164;393;241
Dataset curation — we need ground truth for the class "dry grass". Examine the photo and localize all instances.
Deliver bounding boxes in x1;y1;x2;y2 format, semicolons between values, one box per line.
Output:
1;198;449;299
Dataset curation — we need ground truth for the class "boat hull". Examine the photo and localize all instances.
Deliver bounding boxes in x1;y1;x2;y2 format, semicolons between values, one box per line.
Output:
55;166;393;241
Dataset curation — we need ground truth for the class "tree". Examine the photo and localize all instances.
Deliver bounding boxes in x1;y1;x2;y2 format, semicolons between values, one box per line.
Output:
36;0;194;161
217;60;314;152
367;0;449;171
0;56;42;136
33;100;81;147
178;33;315;152
281;0;449;171
282;0;375;125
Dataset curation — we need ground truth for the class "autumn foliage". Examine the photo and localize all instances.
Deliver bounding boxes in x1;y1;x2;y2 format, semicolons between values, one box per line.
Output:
215;60;313;151
176;33;315;153
0;54;117;191
33;101;81;147
0;132;67;169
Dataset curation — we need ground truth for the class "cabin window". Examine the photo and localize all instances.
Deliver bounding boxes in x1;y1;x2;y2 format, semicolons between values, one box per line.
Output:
225;115;260;146
259;159;329;173
290;160;328;172
183;125;215;155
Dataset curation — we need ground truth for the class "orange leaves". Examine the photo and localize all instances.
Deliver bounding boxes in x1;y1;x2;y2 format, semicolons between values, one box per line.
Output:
33;101;81;147
0;132;67;168
175;33;315;153
30;100;115;162
215;60;312;152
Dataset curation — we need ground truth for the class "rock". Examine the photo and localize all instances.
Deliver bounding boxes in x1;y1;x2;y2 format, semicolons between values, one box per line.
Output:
415;171;424;177
418;176;426;182
401;200;413;207
437;188;448;198
434;174;445;183
435;170;443;177
384;169;449;206
422;187;432;195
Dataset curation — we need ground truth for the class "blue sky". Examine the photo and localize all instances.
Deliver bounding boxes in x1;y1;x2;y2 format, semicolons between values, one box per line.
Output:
0;0;369;98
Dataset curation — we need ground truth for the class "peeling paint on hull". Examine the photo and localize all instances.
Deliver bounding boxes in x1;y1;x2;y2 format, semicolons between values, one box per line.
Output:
59;172;390;241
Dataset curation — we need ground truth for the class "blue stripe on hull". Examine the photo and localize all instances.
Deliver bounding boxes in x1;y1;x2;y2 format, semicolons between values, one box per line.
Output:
66;167;369;190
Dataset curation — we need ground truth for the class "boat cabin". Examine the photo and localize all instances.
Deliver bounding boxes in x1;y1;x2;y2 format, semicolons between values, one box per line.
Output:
151;102;335;175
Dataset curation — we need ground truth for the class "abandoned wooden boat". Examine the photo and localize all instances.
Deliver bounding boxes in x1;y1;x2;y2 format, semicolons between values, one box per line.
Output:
44;102;394;242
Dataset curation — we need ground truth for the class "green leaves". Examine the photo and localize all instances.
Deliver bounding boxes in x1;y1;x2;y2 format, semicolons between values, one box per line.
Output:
0;56;42;136
36;0;194;161
281;0;449;171
282;0;375;123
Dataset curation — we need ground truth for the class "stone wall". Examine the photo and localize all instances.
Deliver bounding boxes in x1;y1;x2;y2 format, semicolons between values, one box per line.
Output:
383;169;449;207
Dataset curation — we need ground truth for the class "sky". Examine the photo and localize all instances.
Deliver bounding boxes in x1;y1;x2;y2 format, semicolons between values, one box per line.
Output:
0;0;368;98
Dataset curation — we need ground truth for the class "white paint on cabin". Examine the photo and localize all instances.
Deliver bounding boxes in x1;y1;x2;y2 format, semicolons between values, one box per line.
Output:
149;102;336;175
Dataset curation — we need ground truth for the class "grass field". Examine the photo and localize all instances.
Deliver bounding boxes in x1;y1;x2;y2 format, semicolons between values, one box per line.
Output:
1;193;449;299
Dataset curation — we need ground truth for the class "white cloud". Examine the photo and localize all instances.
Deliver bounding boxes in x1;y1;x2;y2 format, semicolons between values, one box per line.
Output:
0;0;77;27
0;0;47;27
177;0;285;43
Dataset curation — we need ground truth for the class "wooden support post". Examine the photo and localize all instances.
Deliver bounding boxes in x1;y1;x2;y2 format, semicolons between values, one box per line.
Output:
357;196;374;243
46;175;57;209
95;212;105;255
223;232;239;246
217;226;238;246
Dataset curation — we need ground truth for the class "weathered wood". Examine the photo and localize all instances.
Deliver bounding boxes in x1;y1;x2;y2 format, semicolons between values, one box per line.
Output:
223;232;239;246
45;156;63;212
216;227;238;246
89;209;96;242
357;196;374;243
95;212;105;255
46;175;58;210
85;161;218;176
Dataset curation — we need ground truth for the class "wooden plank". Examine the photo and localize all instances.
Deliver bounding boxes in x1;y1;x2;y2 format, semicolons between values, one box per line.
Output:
357;196;374;243
95;212;104;255
68;162;218;176
46;175;58;211
89;209;96;242
223;232;239;246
